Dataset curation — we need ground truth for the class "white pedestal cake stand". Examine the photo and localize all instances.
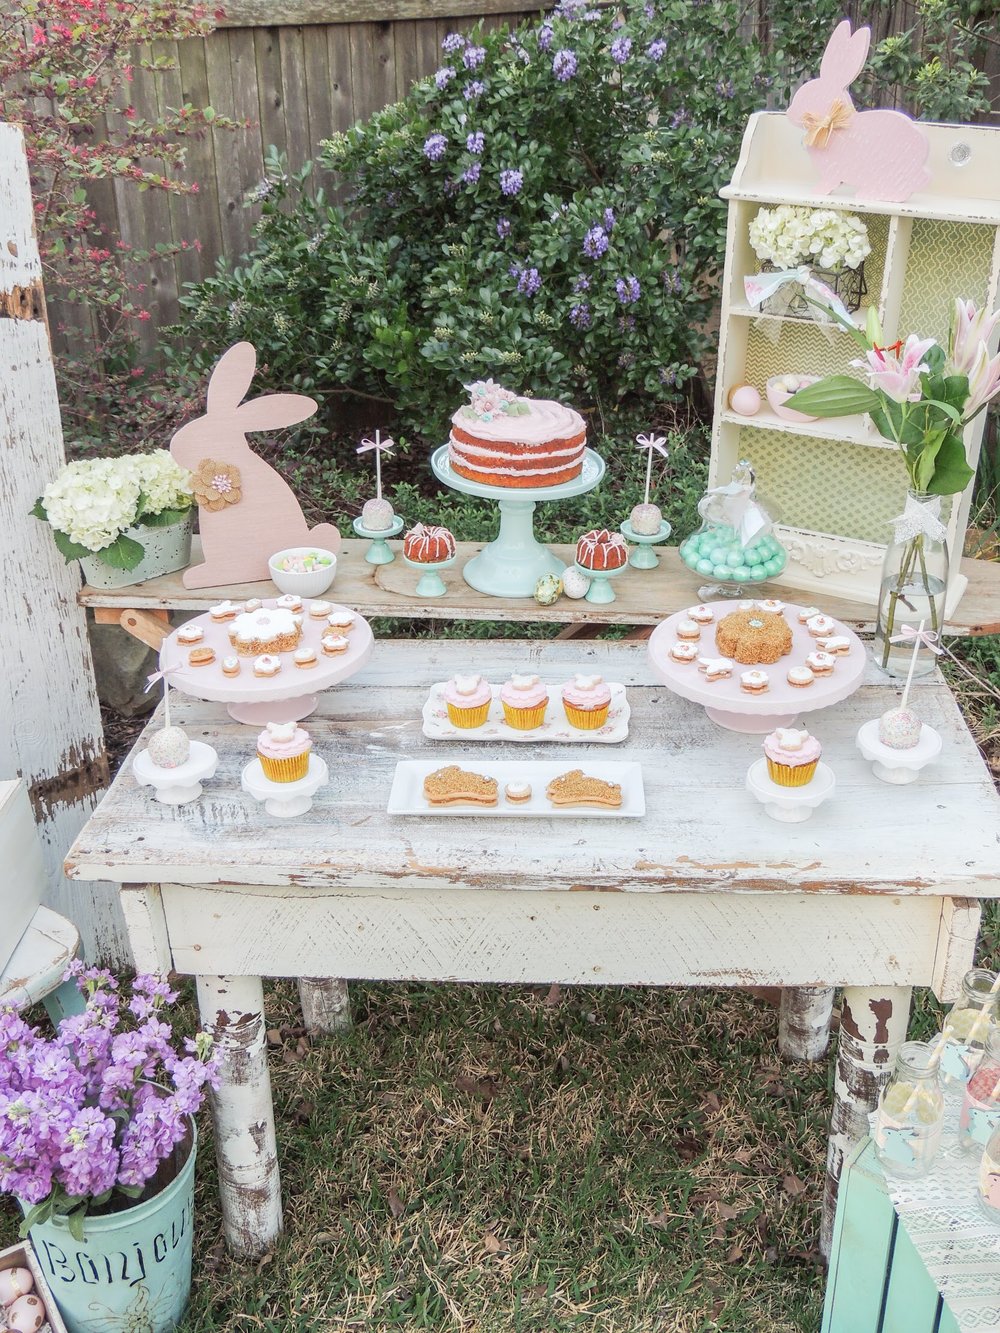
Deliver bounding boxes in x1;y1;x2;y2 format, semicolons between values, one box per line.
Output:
647;601;867;733
430;445;606;598
132;741;219;805
159;599;374;725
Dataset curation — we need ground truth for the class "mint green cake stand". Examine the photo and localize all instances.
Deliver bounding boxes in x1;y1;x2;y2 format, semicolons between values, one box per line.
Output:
430;445;606;598
402;552;457;597
353;513;404;564
620;517;672;568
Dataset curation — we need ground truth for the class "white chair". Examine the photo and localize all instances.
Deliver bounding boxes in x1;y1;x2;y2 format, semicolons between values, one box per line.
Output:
0;904;84;1022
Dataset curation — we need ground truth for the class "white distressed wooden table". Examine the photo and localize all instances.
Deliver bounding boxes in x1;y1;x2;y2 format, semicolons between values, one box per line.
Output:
64;640;1000;1260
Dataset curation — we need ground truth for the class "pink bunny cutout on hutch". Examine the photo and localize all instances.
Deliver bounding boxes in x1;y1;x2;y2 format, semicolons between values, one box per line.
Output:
170;341;342;589
787;21;931;203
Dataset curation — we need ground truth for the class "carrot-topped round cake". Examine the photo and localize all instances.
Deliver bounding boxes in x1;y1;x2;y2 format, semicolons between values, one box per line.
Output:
448;379;586;489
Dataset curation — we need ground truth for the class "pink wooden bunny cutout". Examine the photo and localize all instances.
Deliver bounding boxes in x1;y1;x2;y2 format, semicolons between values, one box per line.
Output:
787;21;931;203
170;341;342;589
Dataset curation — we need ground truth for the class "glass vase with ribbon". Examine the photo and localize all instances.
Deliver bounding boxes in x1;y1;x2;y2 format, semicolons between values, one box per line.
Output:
784;299;1000;669
874;492;950;678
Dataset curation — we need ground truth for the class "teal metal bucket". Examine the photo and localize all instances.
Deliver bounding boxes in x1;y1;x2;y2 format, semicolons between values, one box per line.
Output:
23;1124;196;1333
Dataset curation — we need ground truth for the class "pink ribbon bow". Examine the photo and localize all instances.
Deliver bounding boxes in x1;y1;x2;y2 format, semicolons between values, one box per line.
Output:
635;432;668;458
889;624;942;654
357;433;395;455
145;663;182;692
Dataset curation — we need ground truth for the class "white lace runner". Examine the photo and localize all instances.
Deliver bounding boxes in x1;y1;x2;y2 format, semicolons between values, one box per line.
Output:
869;1091;1000;1330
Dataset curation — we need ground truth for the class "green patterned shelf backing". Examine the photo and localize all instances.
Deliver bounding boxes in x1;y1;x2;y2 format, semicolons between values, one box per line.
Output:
744;320;867;388
735;429;909;544
896;220;995;344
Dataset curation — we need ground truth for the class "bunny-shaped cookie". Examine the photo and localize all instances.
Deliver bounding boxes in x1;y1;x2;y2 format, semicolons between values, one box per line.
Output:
171;342;342;589
787;21;931;203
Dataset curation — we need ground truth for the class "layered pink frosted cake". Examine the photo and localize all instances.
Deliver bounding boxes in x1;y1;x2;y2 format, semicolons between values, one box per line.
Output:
448;379;586;489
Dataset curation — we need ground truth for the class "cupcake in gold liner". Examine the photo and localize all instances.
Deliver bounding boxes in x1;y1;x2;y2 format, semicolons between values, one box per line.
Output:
561;672;612;730
763;726;821;787
442;672;492;729
500;672;549;731
257;720;312;782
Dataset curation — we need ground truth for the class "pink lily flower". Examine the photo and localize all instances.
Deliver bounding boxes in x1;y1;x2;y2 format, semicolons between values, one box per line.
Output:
948;298;1000;377
852;333;936;403
965;340;1000;417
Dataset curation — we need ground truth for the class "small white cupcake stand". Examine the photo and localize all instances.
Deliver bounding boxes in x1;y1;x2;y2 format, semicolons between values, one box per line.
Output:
158;599;374;724
430;445;606;598
856;720;943;784
132;740;219;805
242;753;329;818
746;758;836;822
648;601;867;733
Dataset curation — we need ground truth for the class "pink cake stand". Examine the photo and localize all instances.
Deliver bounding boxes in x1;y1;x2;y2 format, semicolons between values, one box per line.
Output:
647;600;867;733
159;599;374;724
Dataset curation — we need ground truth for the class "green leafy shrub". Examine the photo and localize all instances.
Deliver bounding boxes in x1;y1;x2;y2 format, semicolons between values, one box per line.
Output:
177;0;774;441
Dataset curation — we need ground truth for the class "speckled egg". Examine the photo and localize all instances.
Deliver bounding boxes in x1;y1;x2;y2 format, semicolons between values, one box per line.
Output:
728;384;761;417
877;707;922;750
361;497;395;532
562;567;591;600
629;503;663;536
534;573;563;607
146;725;191;769
0;1268;32;1307
5;1294;45;1333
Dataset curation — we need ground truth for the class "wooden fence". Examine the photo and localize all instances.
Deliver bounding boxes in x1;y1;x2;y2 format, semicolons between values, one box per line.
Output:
94;5;534;345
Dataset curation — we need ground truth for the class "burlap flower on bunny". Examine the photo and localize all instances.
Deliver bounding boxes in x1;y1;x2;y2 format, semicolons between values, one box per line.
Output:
192;459;242;512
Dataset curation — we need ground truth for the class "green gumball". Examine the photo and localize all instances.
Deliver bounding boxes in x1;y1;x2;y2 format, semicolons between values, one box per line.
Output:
696;559;714;576
732;567;751;582
763;557;783;578
749;564;766;581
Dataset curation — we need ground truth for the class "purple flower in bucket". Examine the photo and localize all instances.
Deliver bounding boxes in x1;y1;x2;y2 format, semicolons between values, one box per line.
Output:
0;968;220;1236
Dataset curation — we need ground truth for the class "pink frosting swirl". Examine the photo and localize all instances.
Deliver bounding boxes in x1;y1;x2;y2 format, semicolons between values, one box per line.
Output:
500;673;549;709
763;727;822;767
257;721;311;759
443;674;492;709
561;673;612;709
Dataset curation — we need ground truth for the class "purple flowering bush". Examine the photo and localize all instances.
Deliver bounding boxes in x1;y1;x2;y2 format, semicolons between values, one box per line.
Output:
176;0;778;439
0;966;219;1241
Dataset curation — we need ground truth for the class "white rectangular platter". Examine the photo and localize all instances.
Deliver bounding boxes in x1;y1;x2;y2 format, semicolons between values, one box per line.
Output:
387;759;645;818
422;682;629;743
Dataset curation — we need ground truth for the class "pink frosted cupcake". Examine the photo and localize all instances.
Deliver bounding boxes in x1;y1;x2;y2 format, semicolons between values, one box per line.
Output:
500;673;549;730
443;673;492;728
561;673;612;729
763;727;821;787
257;721;312;782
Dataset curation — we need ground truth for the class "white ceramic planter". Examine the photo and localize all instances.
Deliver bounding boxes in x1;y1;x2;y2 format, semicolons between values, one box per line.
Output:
80;511;194;590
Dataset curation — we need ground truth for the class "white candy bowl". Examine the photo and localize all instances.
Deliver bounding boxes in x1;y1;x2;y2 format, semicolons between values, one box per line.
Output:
269;547;338;597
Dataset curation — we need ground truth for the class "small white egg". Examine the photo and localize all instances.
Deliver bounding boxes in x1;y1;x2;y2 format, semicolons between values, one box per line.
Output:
6;1293;46;1333
0;1268;32;1307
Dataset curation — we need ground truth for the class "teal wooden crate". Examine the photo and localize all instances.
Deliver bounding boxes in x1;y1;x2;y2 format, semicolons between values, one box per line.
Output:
823;1138;962;1333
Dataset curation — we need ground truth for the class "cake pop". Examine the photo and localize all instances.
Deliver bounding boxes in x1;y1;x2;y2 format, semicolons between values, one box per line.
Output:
358;430;395;530
629;431;668;534
878;707;922;750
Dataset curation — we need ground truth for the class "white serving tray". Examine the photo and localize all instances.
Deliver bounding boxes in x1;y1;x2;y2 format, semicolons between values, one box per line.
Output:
387;759;645;818
421;682;629;743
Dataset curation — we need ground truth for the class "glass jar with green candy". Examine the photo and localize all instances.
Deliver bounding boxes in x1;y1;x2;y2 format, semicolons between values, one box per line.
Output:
874;1040;945;1178
960;1027;1000;1155
939;968;1000;1089
679;459;786;597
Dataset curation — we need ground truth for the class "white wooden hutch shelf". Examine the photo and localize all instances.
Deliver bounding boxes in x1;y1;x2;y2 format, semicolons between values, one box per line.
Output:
714;112;1000;611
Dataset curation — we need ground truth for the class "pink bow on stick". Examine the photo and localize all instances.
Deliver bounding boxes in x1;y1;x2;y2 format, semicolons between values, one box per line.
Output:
635;432;668;506
889;621;941;713
357;430;395;500
145;662;182;728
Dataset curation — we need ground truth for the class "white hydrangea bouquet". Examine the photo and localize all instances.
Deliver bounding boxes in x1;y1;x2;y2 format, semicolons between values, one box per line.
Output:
33;451;193;572
749;205;871;272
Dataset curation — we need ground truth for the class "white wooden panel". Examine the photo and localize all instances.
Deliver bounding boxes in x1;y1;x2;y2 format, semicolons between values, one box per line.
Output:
159;881;951;987
0;123;128;964
65;642;1000;898
0;780;45;972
